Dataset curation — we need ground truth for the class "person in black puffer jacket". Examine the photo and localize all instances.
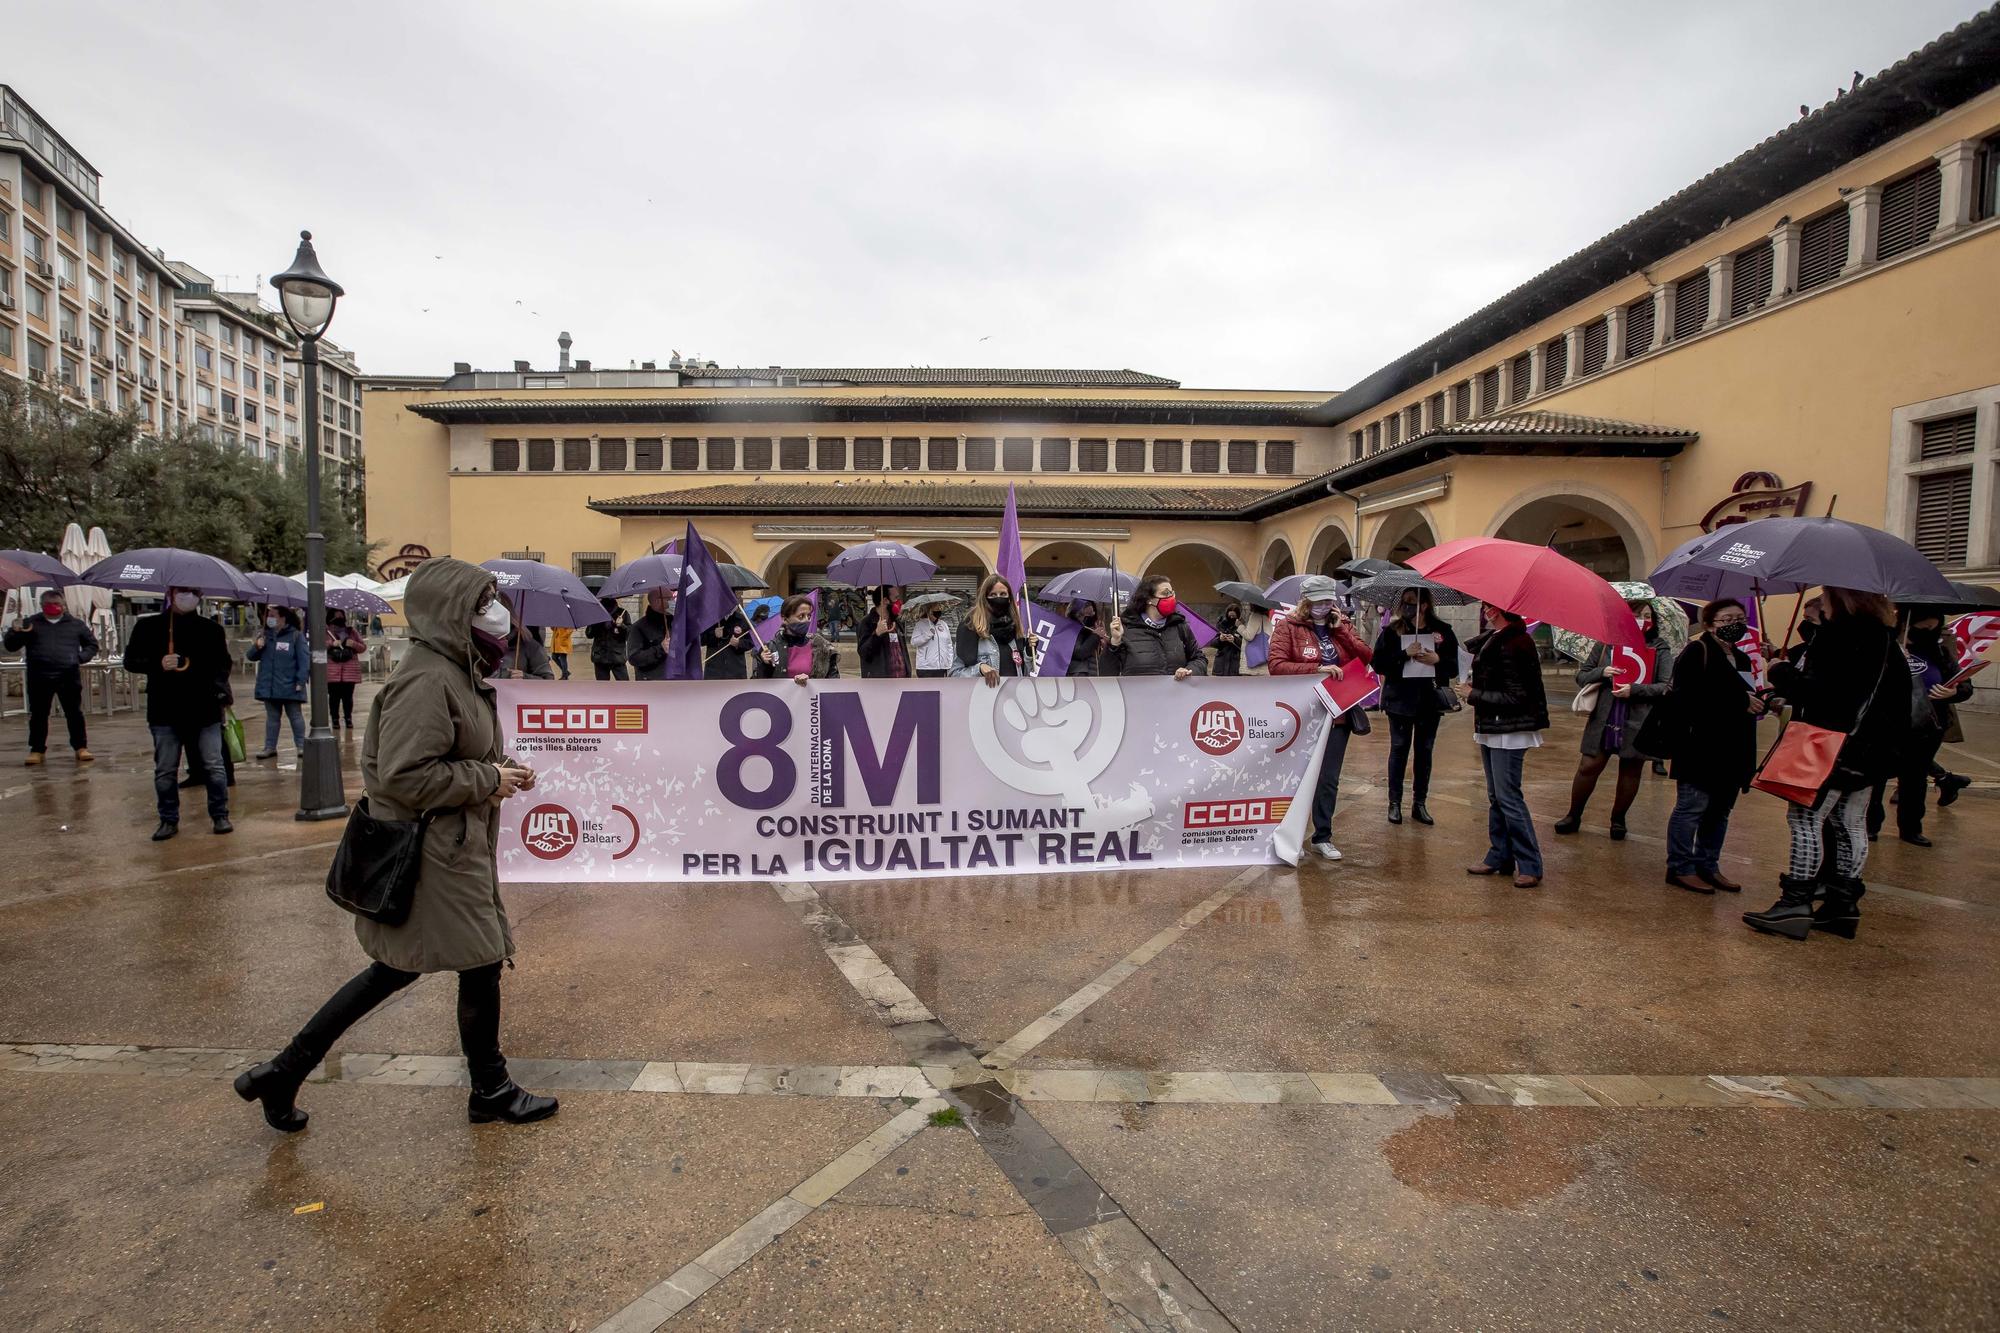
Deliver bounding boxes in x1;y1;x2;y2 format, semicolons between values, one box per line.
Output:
1746;587;1907;941
1457;604;1547;887
5;588;98;763
587;599;630;680
1105;576;1207;679
626;589;672;681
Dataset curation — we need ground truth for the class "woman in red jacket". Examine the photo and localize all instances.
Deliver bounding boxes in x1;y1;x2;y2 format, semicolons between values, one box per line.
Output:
1269;575;1373;862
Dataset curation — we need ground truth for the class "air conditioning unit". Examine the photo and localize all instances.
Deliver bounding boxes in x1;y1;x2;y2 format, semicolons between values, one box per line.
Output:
141;376;159;390
91;301;107;317
0;293;13;310
35;261;54;278
116;355;128;370
119;318;134;332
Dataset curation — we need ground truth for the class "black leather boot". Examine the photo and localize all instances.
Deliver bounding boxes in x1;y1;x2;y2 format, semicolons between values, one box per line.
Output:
1387;802;1403;825
1410;802;1434;826
468;1081;559;1125
234;1060;309;1132
1743;874;1818;941
1810;874;1865;939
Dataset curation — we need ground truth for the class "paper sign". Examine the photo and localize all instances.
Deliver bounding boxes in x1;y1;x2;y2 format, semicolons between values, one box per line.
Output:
1314;665;1381;717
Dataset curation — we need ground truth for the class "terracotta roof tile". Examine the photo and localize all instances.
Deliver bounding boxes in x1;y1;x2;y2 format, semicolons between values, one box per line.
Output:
590;482;1271;517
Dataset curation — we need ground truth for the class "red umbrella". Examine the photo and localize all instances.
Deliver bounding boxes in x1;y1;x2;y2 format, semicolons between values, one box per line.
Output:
1408;537;1646;652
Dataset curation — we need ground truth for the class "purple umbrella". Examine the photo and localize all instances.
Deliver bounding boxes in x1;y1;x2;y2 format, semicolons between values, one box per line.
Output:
1263;574;1314;605
1041;567;1138;604
1648;517;1954;601
480;558;611;628
599;553;683;599
0;550;78;586
81;547;261;600
326;587;394;616
244;572;308;608
826;540;937;589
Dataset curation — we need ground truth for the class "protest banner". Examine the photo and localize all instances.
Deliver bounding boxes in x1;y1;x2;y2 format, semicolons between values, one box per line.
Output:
494;675;1330;883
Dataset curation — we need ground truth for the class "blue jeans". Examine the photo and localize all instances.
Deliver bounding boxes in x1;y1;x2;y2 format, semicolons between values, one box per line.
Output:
152;724;228;824
263;699;306;754
1666;782;1738;876
1479;743;1542;877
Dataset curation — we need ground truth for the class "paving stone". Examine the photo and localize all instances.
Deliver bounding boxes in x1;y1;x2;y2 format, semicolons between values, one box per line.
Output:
1308;1072;1400;1105
691;1196;814;1277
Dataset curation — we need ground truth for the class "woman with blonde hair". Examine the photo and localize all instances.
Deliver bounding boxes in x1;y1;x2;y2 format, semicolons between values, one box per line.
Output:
953;574;1039;686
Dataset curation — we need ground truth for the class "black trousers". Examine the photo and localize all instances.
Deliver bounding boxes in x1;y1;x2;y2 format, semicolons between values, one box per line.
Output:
328;681;357;727
1870;730;1945;839
26;672;86;752
594;663;629;681
276;960;508;1093
1385;711;1439;805
1309;723;1354;841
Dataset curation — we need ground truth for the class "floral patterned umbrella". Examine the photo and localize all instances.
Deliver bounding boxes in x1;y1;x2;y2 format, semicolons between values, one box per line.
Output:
1549;580;1689;662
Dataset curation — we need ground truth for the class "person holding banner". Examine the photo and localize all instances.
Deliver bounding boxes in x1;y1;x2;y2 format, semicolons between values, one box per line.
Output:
1457;603;1548;888
855;585;911;679
1553;600;1669;841
1065;600;1104;676
1269;575;1371;861
1105;576;1205;679
955;575;1038;685
1372;587;1459;827
756;595;840;683
1663;599;1763;893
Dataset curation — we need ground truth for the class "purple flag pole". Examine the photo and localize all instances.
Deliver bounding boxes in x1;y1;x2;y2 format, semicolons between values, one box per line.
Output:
998;483;1026;605
666;523;739;679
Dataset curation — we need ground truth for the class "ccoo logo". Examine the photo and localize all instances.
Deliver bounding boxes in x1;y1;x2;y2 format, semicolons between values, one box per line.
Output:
1190;702;1244;756
521;803;578;859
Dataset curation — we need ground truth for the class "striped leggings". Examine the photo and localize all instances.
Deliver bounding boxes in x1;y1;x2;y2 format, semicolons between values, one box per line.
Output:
1786;787;1870;881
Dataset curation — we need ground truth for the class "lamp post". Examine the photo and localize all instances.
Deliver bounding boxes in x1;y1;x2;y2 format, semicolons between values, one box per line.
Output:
271;230;349;822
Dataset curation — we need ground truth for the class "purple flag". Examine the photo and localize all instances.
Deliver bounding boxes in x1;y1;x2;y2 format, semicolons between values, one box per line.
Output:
998;483;1026;604
1178;604;1219;649
667;524;739;680
1024;600;1083;678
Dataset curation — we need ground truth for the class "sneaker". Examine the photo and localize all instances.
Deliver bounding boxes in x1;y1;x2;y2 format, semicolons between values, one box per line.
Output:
1311;840;1343;862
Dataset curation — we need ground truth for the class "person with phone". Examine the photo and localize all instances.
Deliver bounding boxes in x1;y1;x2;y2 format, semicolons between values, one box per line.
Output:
1269;574;1372;862
123;587;234;841
236;558;559;1134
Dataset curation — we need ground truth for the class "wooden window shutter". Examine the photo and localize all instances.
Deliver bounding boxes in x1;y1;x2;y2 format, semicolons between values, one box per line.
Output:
1153;439;1184;472
1039;437;1072;471
1227;440;1257;472
1913;469;1972;566
1671;270;1708;340
700;437;730;470
928;437;959;470
1265;440;1294;473
526;438;555;471
1427;391;1445;424
1509;352;1533;402
779;437;810;470
1478;368;1499;414
1795;208;1849;292
815;437;847;470
490;439;519;471
1580;319;1609;375
1878;165;1941;261
563;438;592;471
890;437;921;470
1919;413;1976;460
740;437;771;470
1542;337;1567;388
1730;239;1774;318
965;437;997;470
633;438;664;470
1002;438;1033;471
852;437;883;469
1623;297;1655;358
1114;438;1145;472
1384;416;1401;448
599;438;628;471
1078;438;1109;472
1453;381;1471;419
670;437;699;470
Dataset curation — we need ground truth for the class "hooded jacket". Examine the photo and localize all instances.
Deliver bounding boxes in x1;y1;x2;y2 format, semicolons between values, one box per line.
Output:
353;557;513;974
246;620;311;702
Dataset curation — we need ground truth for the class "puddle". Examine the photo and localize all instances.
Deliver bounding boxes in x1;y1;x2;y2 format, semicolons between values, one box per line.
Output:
1382;1106;1601;1209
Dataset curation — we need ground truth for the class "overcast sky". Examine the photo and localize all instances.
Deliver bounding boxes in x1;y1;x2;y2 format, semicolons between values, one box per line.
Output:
11;0;1983;389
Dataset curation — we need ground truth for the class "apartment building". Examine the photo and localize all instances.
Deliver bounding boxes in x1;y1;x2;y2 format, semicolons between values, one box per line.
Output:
169;263;300;468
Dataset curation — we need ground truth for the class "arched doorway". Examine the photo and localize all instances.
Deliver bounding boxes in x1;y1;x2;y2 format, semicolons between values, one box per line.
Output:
1024;540;1104;604
1491;492;1646;581
1138;540;1246;623
914;538;988;600
1305;520;1356;576
761;539;845;596
1368;508;1438;564
1258;537;1297;585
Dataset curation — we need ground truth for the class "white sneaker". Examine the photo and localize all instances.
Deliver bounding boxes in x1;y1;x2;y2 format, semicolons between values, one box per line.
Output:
1312;840;1342;862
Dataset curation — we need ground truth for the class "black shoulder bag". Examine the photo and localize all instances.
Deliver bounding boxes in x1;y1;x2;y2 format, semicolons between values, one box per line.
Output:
325;797;451;926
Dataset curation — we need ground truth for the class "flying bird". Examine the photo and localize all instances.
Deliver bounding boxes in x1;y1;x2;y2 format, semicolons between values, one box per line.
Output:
978;335;992;341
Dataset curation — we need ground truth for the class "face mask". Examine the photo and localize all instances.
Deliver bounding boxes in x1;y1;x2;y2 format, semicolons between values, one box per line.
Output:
265;615;280;630
986;595;1011;610
888;600;903;617
1308;602;1333;621
1715;622;1748;643
1156;595;1177;616
42;604;62;620
1797;621;1818;643
1223;611;1238;623
172;593;199;614
329;614;345;628
472;599;511;637
1400;602;1418;620
1080;610;1098;625
785;621;810;640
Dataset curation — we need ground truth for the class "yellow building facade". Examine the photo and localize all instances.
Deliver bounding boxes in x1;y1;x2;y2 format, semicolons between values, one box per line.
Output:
364;13;2000;616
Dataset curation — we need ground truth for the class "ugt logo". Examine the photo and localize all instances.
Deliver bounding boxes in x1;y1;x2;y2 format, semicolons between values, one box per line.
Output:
521;803;578;859
1190;702;1244;756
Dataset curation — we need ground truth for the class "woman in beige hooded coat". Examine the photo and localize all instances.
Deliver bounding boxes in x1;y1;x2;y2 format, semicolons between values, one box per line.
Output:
235;557;558;1131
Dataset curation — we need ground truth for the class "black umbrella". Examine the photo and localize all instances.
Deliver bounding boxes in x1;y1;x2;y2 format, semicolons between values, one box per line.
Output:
1336;557;1403;580
1349;568;1481;609
1215;580;1282;612
716;563;767;591
1927;581;2000;611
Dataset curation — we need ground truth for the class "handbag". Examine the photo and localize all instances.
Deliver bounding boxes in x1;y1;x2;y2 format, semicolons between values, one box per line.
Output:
1434;684;1462;712
327;635;355;663
1751;645;1892;806
324;797;447;926
1570;681;1603;715
221;709;247;764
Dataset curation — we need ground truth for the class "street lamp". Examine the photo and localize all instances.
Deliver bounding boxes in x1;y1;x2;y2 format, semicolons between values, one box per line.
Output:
271;230;349;822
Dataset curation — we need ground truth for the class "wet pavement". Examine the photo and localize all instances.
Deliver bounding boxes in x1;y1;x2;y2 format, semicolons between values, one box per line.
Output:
1;680;1996;1330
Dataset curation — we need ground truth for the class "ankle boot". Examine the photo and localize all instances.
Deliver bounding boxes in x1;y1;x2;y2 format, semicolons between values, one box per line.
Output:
1410;802;1434;826
234;1060;309;1132
1387;802;1403;825
1553;812;1582;835
468;1081;559;1125
1743;874;1817;941
1810;875;1865;939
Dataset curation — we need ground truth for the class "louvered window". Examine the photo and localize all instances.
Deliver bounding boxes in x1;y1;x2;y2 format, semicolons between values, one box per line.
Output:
1453;382;1471;419
1580;319;1609;375
1919;412;1976;460
562;438;592;471
1542;336;1567;388
1878;165;1941;261
1796;208;1849;292
1002;438;1033;471
1478;368;1500;414
1040;437;1072;471
779;437;810;470
1730;239;1774;318
1407;405;1425;437
490;439;519;471
1981;135;1999;220
1623;297;1655;358
600;438;628;471
852;437;883;469
634;438;664;470
670;437;700;470
1427;392;1445;425
526;438;555;472
965;437;996;471
700;438;729;471
1079;439;1109;472
1671;270;1709;340
1366;423;1380;453
1509;352;1533;403
890;437;921;470
1266;441;1295;473
928;437;959;470
1114;439;1146;472
1153;439;1184;472
1349;430;1364;459
741;437;771;470
1187;439;1219;472
816;437;847;470
1384;416;1401;448
1914;469;1972;566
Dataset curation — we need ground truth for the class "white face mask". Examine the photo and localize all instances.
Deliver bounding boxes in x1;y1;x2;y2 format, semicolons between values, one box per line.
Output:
472;599;511;637
1308;601;1334;621
265;615;280;630
171;593;199;614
